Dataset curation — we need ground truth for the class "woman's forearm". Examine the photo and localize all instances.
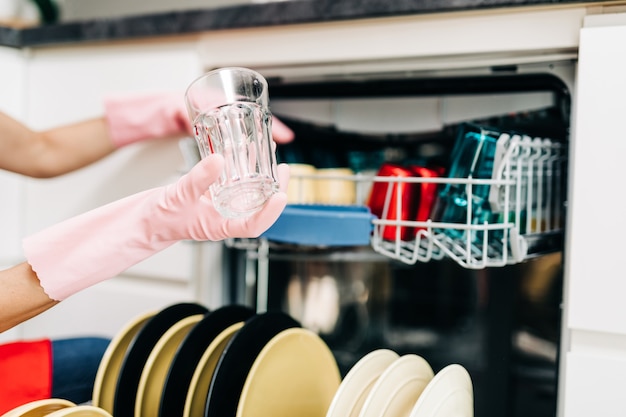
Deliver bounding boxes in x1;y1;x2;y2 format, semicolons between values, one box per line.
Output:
0;112;117;178
0;262;58;333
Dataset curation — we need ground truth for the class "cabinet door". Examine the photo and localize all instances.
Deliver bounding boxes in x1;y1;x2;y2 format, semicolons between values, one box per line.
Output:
17;39;213;338
566;13;626;336
561;12;626;417
563;350;626;417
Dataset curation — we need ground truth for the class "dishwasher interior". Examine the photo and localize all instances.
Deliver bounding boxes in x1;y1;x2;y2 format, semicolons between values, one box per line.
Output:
222;59;573;417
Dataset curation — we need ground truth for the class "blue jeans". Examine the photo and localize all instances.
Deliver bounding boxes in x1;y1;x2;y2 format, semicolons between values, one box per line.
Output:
51;337;110;404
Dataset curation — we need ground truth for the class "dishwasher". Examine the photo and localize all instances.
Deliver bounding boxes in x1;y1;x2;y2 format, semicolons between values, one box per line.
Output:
220;59;572;417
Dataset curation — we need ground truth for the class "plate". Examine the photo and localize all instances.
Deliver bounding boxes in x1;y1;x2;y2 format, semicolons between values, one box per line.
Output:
326;349;400;417
135;313;205;417
408;364;473;417
359;354;434;417
236;327;341;417
159;305;254;417
184;322;244;417
1;398;75;417
45;405;113;416
204;312;301;417
92;309;156;413
112;302;208;417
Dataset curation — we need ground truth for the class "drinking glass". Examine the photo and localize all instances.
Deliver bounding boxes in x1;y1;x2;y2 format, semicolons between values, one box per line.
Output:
185;67;279;218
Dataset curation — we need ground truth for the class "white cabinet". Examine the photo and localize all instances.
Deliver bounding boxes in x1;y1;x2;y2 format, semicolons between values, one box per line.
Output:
0;36;224;339
565;14;626;336
563;349;626;417
559;12;626;417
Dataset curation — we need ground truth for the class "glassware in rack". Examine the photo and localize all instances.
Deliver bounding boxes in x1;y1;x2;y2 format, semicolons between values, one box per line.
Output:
232;122;566;270
432;124;502;243
370;123;567;268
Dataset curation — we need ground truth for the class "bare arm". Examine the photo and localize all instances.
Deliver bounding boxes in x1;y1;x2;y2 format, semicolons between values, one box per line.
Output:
0;112;117;178
0;263;57;333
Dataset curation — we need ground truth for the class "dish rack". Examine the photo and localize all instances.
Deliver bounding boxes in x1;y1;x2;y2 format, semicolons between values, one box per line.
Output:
226;125;567;270
375;129;567;268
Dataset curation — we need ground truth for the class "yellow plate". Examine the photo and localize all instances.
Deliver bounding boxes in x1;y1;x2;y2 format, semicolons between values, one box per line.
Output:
45;405;113;416
236;327;341;417
184;322;243;417
135;313;205;417
92;310;156;413
1;398;75;417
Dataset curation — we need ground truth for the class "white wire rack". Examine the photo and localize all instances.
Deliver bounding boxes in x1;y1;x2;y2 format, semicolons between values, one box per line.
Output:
369;133;566;268
274;131;566;269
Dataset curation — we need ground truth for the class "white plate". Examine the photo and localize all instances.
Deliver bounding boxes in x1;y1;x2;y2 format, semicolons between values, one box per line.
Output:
359;354;434;417
326;349;400;417
409;364;473;417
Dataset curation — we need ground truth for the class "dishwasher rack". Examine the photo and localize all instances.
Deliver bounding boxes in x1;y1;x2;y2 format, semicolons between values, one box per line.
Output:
228;127;567;270
222;73;570;270
370;132;566;268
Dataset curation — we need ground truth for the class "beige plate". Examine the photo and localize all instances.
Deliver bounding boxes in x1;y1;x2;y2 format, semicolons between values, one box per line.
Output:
409;364;474;417
45;405;113;417
1;398;75;417
184;322;244;417
135;313;205;417
359;354;434;417
236;327;341;417
92;309;156;413
325;349;400;417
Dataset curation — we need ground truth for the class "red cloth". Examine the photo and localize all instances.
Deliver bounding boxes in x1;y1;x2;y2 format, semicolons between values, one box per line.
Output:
0;339;52;414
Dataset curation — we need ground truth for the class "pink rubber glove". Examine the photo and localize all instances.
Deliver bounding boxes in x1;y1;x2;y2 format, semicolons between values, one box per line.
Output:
23;155;289;301
104;92;295;147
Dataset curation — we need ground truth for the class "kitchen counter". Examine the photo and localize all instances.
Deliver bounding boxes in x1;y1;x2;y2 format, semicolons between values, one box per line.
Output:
0;0;614;48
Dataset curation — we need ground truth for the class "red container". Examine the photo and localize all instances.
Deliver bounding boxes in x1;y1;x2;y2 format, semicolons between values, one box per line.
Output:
410;165;444;227
367;163;417;241
367;163;443;241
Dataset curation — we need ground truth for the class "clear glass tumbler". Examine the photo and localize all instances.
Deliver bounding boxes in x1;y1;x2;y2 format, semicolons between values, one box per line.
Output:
185;67;279;218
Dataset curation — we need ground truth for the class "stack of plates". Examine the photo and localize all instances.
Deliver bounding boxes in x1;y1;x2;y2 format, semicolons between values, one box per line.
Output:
89;302;341;417
6;303;472;417
326;349;474;417
92;310;157;413
161;304;254;417
111;302;209;417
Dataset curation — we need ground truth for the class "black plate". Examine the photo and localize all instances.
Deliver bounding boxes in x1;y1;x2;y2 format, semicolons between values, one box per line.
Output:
112;302;209;417
204;311;301;417
158;304;255;417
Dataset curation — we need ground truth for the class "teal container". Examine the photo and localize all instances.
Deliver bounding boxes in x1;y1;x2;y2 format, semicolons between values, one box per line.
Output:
433;123;502;242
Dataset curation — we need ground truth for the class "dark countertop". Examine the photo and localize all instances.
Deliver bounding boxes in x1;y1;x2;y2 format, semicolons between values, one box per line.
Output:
0;0;611;48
